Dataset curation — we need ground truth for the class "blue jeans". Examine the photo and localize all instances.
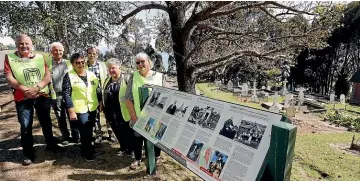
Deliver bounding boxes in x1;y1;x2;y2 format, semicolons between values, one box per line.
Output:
70;111;96;158
15;96;56;158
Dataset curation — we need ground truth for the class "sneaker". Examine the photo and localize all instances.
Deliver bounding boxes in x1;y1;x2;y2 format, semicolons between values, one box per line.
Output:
62;140;69;146
94;136;102;144
22;158;32;166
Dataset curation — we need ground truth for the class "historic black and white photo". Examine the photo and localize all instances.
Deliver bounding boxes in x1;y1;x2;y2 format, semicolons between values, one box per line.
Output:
187;105;221;131
220;117;266;149
148;91;168;110
165;99;189;118
155;122;167;140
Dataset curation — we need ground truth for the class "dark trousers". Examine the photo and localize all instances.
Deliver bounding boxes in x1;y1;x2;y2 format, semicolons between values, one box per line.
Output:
107;113;131;151
51;94;79;140
94;107;112;137
132;131;161;160
71;111;96;158
15;96;56;158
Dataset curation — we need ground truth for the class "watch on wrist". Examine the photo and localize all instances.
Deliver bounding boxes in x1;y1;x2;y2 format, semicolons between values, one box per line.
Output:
36;85;41;91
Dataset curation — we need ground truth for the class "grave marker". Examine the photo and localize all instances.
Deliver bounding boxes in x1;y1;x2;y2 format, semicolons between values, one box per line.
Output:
227;80;234;91
242;83;249;97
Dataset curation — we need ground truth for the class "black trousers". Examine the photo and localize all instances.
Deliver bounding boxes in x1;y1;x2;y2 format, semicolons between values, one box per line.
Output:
132;130;161;160
107;115;132;152
71;111;96;158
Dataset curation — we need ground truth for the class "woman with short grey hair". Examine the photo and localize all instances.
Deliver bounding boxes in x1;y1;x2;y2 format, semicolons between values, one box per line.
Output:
103;58;133;157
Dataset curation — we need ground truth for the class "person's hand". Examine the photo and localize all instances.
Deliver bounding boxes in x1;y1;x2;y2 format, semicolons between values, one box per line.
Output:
69;111;78;121
24;87;39;99
99;102;103;112
129;116;137;128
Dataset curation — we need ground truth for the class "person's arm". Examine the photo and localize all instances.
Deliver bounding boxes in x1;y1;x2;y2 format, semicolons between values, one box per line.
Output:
36;60;51;90
96;81;103;112
125;74;137;121
62;73;77;120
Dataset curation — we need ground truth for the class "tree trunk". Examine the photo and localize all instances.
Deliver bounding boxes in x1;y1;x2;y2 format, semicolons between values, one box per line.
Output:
168;4;196;93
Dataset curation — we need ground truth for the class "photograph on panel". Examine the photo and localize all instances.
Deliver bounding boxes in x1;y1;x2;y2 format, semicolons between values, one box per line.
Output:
148;91;168;110
165;99;189;118
187;105;221;131
144;117;156;133
155;122;167;140
186;139;204;162
207;150;228;179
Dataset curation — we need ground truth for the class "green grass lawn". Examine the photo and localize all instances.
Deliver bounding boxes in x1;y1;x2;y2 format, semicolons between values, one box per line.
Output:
197;82;360;181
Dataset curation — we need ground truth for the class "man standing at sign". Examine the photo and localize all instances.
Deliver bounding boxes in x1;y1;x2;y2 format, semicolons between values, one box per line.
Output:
47;42;79;145
3;34;63;165
86;47;114;143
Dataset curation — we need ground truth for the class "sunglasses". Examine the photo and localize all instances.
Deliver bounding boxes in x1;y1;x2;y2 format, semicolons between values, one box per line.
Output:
136;60;146;65
75;61;85;65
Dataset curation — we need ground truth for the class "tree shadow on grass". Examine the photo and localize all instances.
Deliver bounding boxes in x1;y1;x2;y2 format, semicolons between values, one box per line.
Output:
67;171;149;181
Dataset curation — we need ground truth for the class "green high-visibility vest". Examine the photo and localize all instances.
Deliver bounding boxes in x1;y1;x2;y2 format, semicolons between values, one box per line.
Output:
7;53;49;94
103;74;131;121
132;71;163;116
68;70;99;113
85;60;108;88
46;57;73;99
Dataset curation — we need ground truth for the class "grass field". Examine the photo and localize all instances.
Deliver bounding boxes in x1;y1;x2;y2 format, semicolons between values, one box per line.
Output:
197;83;360;181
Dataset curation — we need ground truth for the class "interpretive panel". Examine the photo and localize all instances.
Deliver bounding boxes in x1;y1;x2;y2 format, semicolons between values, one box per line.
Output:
133;86;282;181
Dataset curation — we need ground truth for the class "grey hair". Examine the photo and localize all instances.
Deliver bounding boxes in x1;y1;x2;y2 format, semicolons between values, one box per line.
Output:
15;34;32;46
135;52;153;69
106;58;122;67
50;42;64;51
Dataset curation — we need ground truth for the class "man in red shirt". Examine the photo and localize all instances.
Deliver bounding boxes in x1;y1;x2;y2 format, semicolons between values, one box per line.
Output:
4;34;63;166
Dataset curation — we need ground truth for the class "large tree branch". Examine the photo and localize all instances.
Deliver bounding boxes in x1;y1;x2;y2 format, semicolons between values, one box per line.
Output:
267;2;316;16
112;3;168;25
206;2;271;20
196;55;243;76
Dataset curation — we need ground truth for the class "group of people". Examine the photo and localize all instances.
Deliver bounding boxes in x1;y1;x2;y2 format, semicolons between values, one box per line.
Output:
4;34;164;170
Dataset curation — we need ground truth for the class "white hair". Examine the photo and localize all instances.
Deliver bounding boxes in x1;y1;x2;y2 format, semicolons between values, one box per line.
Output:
135;52;153;69
50;42;64;51
106;58;122;67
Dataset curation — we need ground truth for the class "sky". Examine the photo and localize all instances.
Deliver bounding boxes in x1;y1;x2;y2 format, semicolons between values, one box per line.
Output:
0;8;170;70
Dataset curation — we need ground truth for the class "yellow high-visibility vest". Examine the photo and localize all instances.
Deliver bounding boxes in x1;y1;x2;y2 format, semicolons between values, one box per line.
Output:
69;70;99;113
7;53;49;94
132;71;163;116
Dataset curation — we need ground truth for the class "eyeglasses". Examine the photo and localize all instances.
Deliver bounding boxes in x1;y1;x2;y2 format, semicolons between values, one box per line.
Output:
136;60;146;65
75;61;85;65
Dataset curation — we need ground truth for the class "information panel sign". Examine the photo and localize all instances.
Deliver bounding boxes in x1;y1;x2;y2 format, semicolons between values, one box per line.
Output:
133;86;282;181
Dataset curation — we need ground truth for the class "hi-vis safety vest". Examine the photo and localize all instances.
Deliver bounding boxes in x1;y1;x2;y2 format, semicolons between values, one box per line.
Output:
103;74;131;121
132;71;163;116
68;70;99;114
85;61;108;88
46;57;73;99
7;53;49;94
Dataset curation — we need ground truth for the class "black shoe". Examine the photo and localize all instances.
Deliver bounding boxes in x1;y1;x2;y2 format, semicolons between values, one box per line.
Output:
22;158;32;166
46;144;65;153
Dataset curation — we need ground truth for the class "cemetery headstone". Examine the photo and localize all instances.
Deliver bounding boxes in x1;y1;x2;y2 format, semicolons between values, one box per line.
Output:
267;85;271;91
284;94;291;109
227;80;234;91
282;80;288;95
298;87;305;106
340;94;345;104
242;83;249;97
286;99;296;117
330;93;335;103
262;86;266;90
251;82;258;102
215;80;222;87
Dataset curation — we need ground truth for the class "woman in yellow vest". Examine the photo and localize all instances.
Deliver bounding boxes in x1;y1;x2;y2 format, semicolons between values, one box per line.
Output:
102;58;132;157
4;34;63;165
61;53;101;161
125;52;163;170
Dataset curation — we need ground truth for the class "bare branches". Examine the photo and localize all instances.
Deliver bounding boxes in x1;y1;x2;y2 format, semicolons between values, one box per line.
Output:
206;2;271;20
267;1;316;16
112;3;168;25
191;2;200;18
259;7;281;23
